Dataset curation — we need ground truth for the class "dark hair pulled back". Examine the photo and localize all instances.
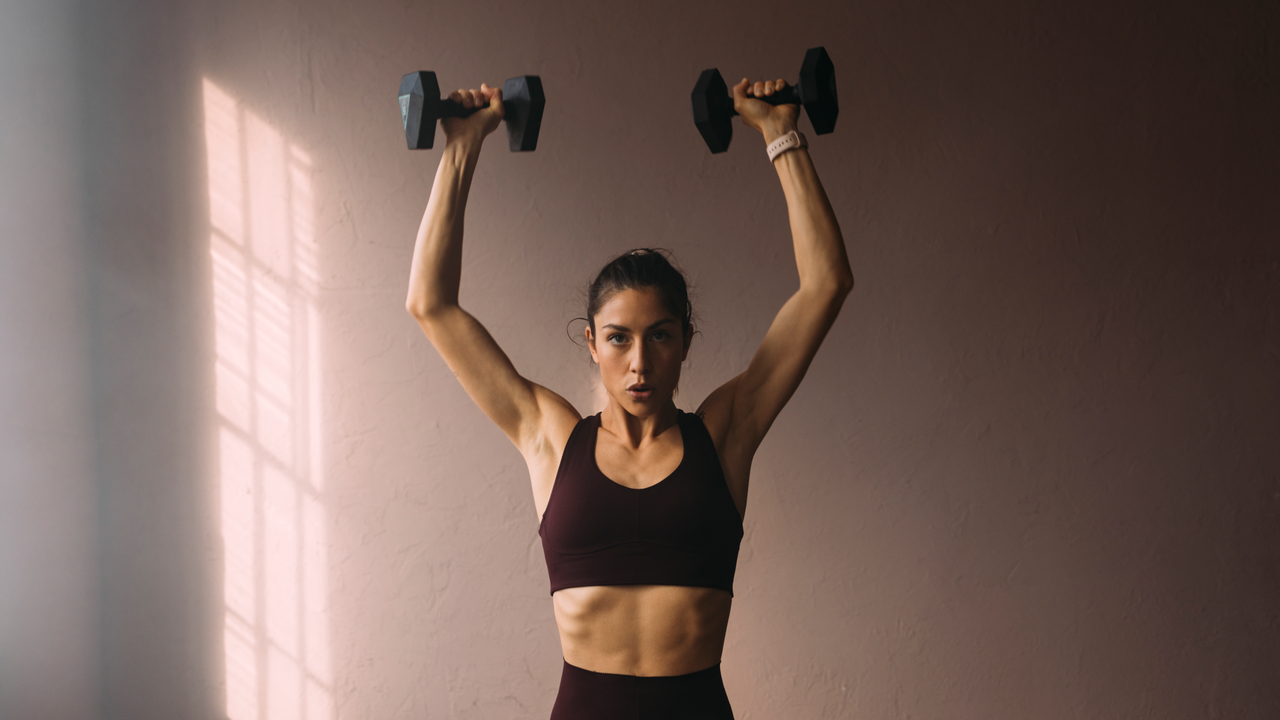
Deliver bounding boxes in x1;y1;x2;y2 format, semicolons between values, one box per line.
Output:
587;248;694;341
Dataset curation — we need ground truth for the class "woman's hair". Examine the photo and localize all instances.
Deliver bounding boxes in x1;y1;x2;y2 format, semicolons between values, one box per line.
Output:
586;248;694;342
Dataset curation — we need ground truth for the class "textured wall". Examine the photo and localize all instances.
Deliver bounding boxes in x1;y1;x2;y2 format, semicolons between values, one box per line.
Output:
5;0;1277;718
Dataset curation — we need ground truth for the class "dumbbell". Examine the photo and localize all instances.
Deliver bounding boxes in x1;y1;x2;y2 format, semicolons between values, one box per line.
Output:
691;47;837;154
398;72;546;152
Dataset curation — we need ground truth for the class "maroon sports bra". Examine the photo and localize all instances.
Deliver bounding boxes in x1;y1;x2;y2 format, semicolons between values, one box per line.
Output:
539;410;744;596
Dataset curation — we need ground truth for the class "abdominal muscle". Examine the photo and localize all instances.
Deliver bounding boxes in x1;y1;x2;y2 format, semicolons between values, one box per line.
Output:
553;584;732;677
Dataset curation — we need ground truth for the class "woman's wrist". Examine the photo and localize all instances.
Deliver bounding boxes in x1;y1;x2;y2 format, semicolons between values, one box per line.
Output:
761;121;799;145
443;133;484;163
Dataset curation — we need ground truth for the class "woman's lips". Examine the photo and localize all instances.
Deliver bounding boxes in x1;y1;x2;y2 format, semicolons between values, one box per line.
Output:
627;384;654;400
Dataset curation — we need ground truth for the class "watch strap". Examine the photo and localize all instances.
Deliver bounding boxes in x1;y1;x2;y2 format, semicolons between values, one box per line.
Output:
767;130;808;162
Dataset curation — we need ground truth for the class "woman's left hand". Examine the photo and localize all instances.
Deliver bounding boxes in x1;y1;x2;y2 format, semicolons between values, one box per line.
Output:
732;78;800;144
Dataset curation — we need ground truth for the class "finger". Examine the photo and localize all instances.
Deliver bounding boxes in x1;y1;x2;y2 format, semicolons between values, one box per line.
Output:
732;78;749;98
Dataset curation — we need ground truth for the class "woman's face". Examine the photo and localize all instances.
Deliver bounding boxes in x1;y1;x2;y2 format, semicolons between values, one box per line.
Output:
587;287;689;416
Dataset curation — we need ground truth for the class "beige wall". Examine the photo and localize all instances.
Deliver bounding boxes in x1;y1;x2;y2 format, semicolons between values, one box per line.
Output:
3;0;1277;718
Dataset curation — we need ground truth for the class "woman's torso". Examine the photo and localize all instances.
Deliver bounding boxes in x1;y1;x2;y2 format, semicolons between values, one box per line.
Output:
532;410;744;676
552;584;732;676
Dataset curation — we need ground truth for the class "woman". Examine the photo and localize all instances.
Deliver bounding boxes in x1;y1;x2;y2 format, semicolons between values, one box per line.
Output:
405;74;852;719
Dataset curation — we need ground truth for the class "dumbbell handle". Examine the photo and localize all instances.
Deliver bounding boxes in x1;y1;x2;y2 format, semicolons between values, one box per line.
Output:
722;85;801;116
434;96;505;119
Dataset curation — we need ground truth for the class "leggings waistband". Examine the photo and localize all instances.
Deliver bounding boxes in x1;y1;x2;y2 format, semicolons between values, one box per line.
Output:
550;660;734;720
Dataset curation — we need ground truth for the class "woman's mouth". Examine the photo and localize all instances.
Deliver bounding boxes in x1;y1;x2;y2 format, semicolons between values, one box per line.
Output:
627;384;654;401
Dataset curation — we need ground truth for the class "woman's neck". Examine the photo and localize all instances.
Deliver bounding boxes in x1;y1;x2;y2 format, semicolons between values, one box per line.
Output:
600;401;680;448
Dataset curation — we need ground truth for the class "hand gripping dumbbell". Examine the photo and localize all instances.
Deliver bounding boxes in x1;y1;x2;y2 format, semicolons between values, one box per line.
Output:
398;72;546;151
691;47;837;154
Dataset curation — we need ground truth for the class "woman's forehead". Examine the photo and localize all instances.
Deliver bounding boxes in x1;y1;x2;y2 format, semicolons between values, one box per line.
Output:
596;287;674;322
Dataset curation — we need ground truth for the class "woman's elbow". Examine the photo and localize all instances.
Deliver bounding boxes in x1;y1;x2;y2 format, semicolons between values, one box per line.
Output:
815;271;855;303
405;297;446;323
405;287;447;320
834;270;855;298
405;298;428;319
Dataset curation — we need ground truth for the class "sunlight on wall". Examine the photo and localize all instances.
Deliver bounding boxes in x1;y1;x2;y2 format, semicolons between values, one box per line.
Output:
203;78;332;720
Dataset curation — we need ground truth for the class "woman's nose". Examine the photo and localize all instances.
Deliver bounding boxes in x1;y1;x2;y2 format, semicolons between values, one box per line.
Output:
631;341;650;372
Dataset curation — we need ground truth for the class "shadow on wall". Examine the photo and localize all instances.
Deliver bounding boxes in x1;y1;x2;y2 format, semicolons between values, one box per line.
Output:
203;78;334;720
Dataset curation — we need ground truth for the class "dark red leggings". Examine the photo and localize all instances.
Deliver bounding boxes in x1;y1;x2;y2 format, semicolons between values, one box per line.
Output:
550;660;735;720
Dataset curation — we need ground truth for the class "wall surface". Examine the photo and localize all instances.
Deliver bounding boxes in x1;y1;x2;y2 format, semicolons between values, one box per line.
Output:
2;0;1277;719
74;1;221;718
0;2;102;719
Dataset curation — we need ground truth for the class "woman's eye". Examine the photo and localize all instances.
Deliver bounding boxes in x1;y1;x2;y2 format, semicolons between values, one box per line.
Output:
608;334;627;344
652;331;670;341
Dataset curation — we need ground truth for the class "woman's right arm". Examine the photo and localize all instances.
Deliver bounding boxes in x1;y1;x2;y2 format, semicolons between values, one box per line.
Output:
405;84;578;461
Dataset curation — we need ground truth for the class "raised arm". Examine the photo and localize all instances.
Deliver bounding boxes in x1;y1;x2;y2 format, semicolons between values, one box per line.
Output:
699;77;855;504
405;83;577;462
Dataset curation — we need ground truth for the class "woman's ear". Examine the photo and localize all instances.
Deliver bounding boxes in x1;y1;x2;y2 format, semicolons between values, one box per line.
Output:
585;327;598;363
681;326;693;361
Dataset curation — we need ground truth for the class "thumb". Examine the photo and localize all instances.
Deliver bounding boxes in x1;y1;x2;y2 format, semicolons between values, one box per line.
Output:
482;82;505;117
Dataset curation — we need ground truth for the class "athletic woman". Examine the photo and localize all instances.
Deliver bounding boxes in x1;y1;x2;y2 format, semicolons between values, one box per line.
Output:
405;75;853;719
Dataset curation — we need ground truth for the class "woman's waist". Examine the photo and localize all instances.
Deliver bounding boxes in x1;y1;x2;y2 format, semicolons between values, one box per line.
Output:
552;584;732;677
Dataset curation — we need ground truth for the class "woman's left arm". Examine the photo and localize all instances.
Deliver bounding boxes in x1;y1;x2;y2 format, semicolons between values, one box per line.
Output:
700;78;854;483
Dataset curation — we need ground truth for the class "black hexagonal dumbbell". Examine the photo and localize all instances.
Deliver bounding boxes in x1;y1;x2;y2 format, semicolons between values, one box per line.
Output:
691;47;837;154
398;72;546;152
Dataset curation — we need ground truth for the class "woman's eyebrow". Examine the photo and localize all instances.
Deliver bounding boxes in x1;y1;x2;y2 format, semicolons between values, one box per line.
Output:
602;319;675;332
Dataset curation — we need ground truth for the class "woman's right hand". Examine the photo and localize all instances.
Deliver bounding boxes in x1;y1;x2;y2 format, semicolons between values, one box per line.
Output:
441;83;504;148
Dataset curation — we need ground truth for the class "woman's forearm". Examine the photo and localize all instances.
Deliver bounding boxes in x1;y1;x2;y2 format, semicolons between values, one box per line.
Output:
405;139;483;318
770;144;854;295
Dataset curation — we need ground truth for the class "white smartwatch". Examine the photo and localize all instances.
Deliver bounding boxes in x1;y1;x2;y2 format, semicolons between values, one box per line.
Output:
766;130;808;162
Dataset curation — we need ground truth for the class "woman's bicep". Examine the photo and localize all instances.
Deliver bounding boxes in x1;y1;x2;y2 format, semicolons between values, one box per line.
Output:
727;285;849;449
413;305;559;448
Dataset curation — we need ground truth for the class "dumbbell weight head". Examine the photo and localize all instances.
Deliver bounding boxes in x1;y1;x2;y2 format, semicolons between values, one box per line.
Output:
691;68;734;154
398;72;545;152
690;47;838;153
399;71;442;150
796;47;837;135
501;75;545;152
